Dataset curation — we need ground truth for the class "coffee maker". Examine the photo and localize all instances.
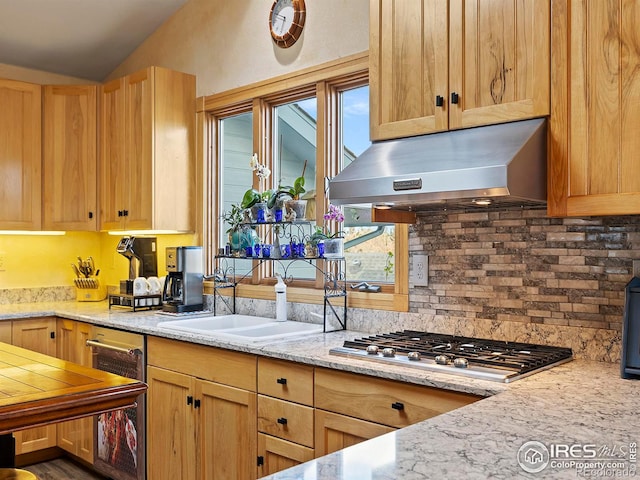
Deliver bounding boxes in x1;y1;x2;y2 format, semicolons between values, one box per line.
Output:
116;236;158;280
162;246;204;313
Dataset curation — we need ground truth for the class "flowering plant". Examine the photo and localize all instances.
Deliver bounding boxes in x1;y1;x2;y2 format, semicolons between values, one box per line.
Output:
242;153;272;209
309;204;344;245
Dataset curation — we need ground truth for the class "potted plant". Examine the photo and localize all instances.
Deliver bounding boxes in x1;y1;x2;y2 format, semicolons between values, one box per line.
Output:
312;204;345;258
280;160;308;221
222;203;258;254
242;154;272;222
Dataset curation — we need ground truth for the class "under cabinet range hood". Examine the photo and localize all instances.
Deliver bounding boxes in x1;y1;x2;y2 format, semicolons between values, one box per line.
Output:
329;118;548;212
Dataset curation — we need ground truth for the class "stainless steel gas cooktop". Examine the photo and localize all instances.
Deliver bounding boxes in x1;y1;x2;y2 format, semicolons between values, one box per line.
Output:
329;331;573;383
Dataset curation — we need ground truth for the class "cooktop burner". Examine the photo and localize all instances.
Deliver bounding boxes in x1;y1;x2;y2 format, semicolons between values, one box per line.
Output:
329;331;573;383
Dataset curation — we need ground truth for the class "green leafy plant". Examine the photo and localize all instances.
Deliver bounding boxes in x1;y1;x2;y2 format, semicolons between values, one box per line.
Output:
222;204;244;234
384;251;394;280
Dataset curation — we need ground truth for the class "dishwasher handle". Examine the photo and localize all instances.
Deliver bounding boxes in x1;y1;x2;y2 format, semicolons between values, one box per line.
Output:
86;339;142;356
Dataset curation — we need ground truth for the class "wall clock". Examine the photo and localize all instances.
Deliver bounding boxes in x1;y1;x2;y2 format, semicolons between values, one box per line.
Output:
269;0;306;48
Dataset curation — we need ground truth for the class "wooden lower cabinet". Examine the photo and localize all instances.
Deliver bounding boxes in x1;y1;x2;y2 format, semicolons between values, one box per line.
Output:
147;337;258;480
56;319;94;463
257;433;314;478
315;368;480;429
0;320;11;343
198;379;257;480
315;409;395;457
147;366;196;480
12;318;57;455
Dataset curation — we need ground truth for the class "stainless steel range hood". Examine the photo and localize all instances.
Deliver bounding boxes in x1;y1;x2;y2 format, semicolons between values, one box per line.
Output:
329;118;547;213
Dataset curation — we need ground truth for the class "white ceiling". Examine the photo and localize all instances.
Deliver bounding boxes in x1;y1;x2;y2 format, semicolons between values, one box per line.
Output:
0;0;188;81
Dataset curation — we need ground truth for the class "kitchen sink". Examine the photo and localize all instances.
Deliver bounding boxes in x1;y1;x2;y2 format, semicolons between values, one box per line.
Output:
157;314;323;341
158;314;275;332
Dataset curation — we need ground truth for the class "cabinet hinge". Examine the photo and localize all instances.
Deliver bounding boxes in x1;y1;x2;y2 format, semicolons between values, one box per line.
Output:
257;456;264;467
194;399;201;409
50;331;55;339
187;395;193;406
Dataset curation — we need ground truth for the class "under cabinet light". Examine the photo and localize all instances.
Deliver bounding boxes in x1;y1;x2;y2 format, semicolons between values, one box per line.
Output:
107;230;186;235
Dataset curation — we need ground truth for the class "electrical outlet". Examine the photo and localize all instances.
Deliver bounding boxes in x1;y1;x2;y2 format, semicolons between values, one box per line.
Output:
634;260;640;278
0;252;6;272
412;254;428;287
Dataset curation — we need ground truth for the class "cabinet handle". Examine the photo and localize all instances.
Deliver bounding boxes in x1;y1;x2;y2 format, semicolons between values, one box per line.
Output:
435;95;444;107
391;401;404;411
277;417;288;425
118;210;123;217
450;92;459;104
276;377;287;385
88;211;93;219
187;395;193;406
194;399;201;409
123;210;129;217
257;456;264;467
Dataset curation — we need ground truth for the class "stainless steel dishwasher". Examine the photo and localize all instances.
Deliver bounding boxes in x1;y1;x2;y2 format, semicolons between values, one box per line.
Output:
87;326;146;480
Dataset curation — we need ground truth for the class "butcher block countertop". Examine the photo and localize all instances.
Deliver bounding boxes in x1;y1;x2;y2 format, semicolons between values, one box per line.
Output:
1;301;640;478
0;342;146;434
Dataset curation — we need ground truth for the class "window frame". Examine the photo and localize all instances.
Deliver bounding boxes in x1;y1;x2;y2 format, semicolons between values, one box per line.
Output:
199;52;408;312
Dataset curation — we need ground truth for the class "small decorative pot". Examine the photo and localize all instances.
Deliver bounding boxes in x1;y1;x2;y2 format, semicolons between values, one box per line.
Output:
251;202;269;223
285;199;307;222
323;237;344;259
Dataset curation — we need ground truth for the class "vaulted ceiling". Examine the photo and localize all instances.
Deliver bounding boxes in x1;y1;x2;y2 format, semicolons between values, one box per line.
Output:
0;0;187;81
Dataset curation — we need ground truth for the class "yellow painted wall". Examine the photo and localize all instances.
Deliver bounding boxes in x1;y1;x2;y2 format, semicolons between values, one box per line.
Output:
0;233;196;289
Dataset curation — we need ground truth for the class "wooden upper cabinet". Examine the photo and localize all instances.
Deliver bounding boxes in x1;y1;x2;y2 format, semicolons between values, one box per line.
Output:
43;85;97;231
370;0;449;140
549;0;640;217
0;79;41;229
370;0;550;141
99;66;196;231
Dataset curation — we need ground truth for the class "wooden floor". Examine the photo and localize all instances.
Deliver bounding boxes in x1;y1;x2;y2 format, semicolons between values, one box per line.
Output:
23;458;107;480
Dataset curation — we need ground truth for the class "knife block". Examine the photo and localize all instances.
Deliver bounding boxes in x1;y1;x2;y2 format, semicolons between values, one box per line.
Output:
75;278;107;302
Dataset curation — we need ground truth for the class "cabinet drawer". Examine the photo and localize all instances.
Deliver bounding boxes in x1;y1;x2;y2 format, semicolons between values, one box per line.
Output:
257;433;314;478
315;368;480;428
258;395;314;448
147;336;256;391
258;357;313;406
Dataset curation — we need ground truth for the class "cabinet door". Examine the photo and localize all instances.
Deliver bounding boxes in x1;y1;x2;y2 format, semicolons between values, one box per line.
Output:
99;77;127;230
449;0;550;129
57;320;94;463
0;321;10;343
314;409;394;457
12;318;57;454
123;68;154;230
43;85;97;231
197;379;257;480
370;0;449;140
147;366;197;480
0;79;41;230
257;433;314;478
549;0;640;216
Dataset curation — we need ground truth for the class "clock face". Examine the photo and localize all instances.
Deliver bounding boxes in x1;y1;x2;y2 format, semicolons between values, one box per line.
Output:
269;0;306;48
271;0;294;36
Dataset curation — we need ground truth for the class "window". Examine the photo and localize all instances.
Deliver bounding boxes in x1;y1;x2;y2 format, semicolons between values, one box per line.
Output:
204;53;408;311
339;86;395;284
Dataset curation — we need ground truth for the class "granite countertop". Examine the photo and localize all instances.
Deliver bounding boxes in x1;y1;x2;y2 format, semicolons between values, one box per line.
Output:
2;301;639;478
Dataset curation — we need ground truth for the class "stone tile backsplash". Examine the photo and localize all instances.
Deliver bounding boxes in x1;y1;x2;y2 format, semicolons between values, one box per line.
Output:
410;209;639;333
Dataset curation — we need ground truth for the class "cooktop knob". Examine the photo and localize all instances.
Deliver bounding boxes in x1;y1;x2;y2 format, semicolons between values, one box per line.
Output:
407;351;421;361
366;345;379;355
453;357;469;368
382;347;396;357
435;355;449;365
